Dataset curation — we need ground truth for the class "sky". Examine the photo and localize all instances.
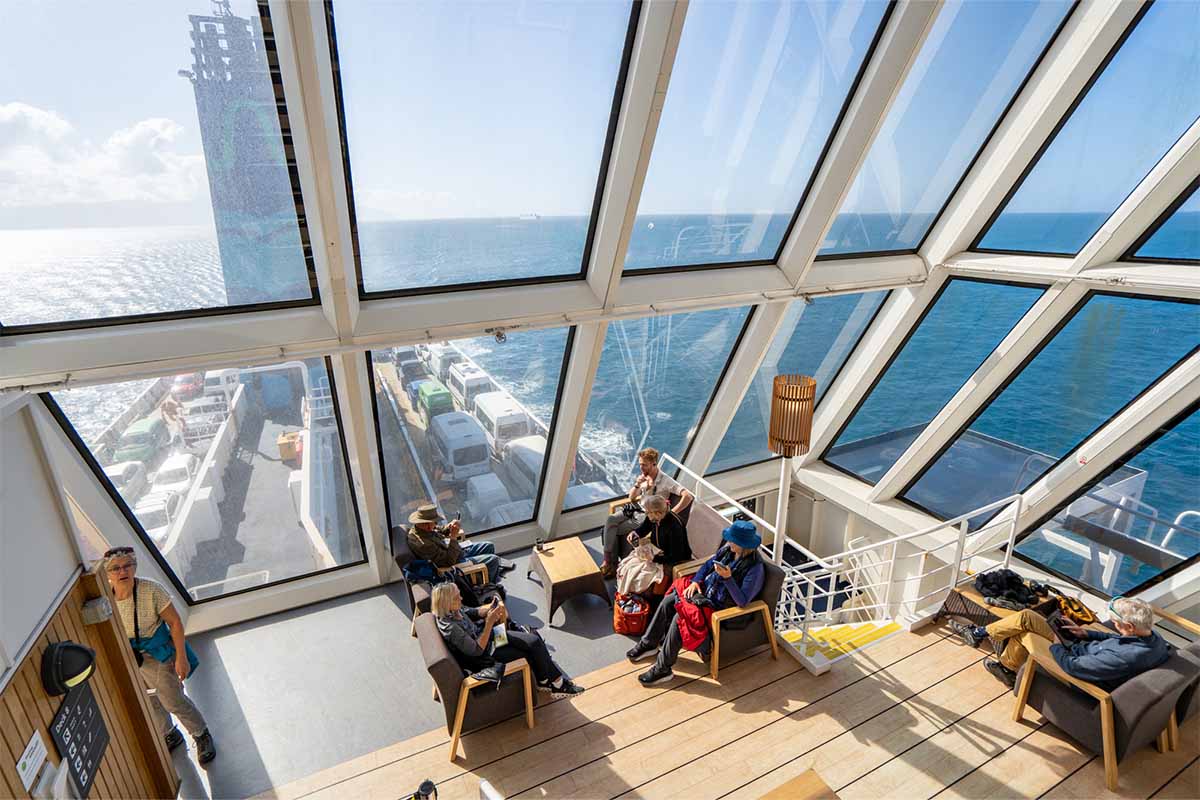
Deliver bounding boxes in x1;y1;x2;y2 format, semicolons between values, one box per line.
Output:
0;0;1194;231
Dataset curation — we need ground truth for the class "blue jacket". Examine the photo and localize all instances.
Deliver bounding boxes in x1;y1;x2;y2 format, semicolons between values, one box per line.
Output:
692;549;764;610
1050;629;1169;691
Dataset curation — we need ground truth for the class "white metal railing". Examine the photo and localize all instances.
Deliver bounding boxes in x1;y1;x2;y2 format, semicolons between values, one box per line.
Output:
779;493;1025;659
659;453;783;554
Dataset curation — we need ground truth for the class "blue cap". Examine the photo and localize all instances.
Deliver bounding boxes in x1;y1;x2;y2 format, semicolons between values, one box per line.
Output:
722;519;761;550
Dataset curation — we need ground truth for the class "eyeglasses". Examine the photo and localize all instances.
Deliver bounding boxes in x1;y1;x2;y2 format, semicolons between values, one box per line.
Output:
106;562;136;573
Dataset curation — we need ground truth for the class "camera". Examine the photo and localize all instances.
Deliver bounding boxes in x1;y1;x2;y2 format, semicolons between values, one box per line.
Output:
621;502;642;520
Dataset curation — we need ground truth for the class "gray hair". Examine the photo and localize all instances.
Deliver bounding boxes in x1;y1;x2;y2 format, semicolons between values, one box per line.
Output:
1112;597;1154;631
431;582;460;618
643;494;669;513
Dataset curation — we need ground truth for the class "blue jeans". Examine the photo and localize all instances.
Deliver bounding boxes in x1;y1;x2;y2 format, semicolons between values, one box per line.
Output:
462;540;500;582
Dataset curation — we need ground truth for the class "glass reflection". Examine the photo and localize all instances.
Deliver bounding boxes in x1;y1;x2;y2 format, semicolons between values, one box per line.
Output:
1133;185;1200;262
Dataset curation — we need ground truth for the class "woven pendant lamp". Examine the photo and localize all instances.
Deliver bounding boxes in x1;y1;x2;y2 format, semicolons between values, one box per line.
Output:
767;375;816;563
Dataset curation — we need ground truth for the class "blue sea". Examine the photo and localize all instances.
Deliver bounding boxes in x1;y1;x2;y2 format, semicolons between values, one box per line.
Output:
13;212;1198;592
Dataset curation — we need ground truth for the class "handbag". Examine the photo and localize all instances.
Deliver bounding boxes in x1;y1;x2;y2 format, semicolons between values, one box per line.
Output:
1050;589;1097;625
132;580;200;677
613;593;650;636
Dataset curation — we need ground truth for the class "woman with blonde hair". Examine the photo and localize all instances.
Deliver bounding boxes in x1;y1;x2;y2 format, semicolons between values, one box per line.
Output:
431;582;584;698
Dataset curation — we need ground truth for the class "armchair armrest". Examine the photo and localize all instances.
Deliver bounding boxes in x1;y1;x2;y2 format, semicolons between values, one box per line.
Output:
463;658;529;689
673;557;707;579
439;561;489;586
710;599;769;630
608;499;627;516
1022;633;1112;702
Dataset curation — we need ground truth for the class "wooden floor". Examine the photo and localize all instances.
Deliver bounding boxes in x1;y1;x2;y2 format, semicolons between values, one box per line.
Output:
258;625;1198;800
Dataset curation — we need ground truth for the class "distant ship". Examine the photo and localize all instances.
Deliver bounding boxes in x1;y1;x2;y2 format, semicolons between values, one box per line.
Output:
518;213;541;221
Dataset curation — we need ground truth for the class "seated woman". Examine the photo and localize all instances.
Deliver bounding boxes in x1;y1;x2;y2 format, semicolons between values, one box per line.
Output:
625;520;764;685
431;582;584;698
615;494;693;596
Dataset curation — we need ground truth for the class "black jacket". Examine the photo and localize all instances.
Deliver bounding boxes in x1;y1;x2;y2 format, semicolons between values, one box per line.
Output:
635;511;692;566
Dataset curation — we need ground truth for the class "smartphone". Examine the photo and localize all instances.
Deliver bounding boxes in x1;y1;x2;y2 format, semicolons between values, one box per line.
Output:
454;511;462;521
491;595;500;608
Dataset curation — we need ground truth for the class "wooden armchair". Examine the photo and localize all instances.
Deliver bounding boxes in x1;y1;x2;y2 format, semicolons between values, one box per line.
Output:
391;526;493;637
1012;633;1196;791
677;560;781;680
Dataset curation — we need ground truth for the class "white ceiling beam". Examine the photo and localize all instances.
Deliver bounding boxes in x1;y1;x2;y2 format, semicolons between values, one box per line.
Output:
777;0;943;287
1071;116;1200;272
867;279;1088;502
587;0;689;309
273;0;360;340
922;1;1144;267
681;302;793;478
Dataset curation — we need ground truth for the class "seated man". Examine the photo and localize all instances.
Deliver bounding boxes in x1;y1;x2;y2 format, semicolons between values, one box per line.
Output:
615;494;692;596
950;596;1169;689
625;520;763;685
406;503;514;583
601;447;694;578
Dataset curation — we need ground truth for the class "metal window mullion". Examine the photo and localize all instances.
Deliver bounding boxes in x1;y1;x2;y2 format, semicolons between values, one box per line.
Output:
867;280;1088;502
1072;118;1200;272
777;0;943;287
921;1;1144;267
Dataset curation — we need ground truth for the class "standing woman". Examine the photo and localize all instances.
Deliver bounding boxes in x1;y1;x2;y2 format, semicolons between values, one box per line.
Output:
103;547;216;764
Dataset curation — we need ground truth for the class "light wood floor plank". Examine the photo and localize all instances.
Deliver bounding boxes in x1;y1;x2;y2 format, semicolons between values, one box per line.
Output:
509;629;947;800
1042;717;1199;799
839;684;1045;799
1149;758;1198;800
732;656;1011;799
629;636;984;799
931;723;1092;799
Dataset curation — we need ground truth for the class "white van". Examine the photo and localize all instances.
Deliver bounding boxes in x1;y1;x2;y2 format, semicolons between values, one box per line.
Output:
428;412;490;484
392;345;419;367
422;343;465;383
563;481;615;509
134;490;182;547
463;473;511;526
485;499;535;530
203;368;240;402
151;452;199;496
473;392;531;457
501;435;546;501
446;363;493;413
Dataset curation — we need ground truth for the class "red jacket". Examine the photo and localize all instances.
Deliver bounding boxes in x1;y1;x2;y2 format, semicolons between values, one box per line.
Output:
670;576;714;651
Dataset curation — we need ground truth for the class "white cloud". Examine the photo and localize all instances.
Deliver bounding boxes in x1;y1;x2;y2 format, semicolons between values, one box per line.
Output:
0;102;208;208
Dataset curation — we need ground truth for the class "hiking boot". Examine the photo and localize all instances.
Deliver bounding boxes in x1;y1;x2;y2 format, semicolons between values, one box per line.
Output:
600;560;616;579
983;659;1016;688
550;679;586;699
194;730;216;765
626;642;658;663
638;664;674;686
948;619;987;648
164;727;185;753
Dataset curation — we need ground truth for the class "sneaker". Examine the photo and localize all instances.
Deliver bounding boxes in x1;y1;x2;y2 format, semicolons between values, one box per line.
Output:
983;659;1016;688
194;730;216;765
550;679;585;699
626;642;658;663
498;559;517;574
638;664;674;686
164;727;185;753
948;619;987;648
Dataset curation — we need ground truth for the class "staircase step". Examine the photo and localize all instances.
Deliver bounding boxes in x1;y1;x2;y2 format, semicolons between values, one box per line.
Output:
782;621;904;664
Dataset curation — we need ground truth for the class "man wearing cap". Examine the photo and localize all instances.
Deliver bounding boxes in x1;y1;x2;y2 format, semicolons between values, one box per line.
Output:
626;520;764;685
406;503;513;583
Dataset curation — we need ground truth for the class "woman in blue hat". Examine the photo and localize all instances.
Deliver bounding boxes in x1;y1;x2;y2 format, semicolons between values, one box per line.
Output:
625;520;764;685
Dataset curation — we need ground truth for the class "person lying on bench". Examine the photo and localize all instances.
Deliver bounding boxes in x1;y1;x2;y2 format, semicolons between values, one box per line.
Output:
431;582;584;698
950;596;1169;688
625;520;763;685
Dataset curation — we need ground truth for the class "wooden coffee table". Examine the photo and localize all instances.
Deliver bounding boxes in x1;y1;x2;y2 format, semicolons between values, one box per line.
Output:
527;536;611;626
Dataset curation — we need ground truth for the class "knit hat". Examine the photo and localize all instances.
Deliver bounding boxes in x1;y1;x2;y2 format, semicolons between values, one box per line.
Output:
722;519;761;550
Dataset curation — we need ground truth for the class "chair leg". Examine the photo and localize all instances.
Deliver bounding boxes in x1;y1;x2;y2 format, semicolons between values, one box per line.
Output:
1012;661;1036;723
761;607;779;661
521;663;534;729
411;615;417;638
711;624;721;681
449;685;471;762
1101;697;1118;792
1157;728;1169;754
1167;710;1179;751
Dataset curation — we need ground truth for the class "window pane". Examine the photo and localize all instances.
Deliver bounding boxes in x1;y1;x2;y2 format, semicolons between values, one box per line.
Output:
331;1;632;294
903;295;1200;524
1133;184;1200;262
978;2;1200;255
0;1;315;328
371;328;569;533
51;358;364;601
1015;404;1200;596
826;279;1044;484
709;292;887;474
820;0;1070;256
623;1;888;271
566;306;752;509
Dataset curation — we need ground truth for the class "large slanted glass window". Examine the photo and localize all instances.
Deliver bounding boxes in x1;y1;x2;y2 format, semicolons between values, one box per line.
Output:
369;328;571;535
565;307;753;510
820;0;1071;257
976;1;1200;255
623;0;889;272
329;1;635;295
902;294;1200;525
0;1;317;331
1128;180;1200;263
825;279;1044;484
47;358;365;602
1014;402;1200;597
708;292;888;474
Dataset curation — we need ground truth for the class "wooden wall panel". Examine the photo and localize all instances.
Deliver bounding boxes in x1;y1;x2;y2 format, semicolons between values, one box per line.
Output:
0;573;178;799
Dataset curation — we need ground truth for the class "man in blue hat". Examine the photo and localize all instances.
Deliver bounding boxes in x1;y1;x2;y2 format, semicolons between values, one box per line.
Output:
626;520;764;685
